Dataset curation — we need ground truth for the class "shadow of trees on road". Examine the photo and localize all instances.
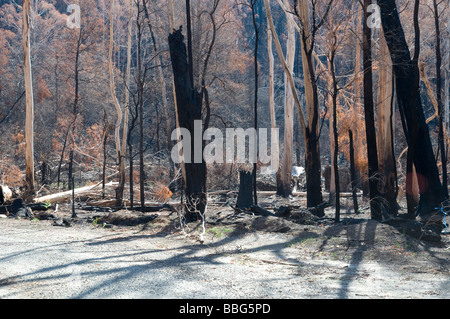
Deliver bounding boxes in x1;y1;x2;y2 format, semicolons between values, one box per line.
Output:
0;212;449;298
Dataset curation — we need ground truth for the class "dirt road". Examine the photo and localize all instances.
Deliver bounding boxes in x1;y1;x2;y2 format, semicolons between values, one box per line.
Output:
0;210;449;299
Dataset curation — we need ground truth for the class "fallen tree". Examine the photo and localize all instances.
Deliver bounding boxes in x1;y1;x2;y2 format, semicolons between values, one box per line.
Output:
33;182;118;204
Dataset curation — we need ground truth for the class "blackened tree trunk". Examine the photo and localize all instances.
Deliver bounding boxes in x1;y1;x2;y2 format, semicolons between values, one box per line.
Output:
264;0;326;216
329;47;340;222
41;161;49;186
432;0;448;197
295;0;326;216
304;129;323;215
251;0;259;205
136;1;146;211
349;130;359;214
168;28;207;222
363;0;382;221
68;27;82;191
237;170;254;209
377;0;446;217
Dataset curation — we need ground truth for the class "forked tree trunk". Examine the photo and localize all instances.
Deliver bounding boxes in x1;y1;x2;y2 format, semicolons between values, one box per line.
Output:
295;0;324;215
168;28;207;221
264;0;324;216
378;0;446;217
116;0;133;207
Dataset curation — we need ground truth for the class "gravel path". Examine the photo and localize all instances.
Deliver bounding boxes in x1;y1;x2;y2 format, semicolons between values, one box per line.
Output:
0;217;449;299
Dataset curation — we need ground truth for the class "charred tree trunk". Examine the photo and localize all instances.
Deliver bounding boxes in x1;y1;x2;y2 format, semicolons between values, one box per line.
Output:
168;28;207;222
251;0;259;206
41;161;49;186
432;0;448;197
304;129;323;216
236;170;254;209
295;0;325;216
329;48;340;222
377;0;446;218
135;1;146;211
185;0;194;88
264;0;325;216
349;129;359;214
68;27;82;191
363;0;382;221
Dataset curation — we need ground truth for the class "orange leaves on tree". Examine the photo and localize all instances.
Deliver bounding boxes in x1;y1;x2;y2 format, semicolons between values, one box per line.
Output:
12;131;25;157
153;184;173;203
36;75;51;103
0;158;23;187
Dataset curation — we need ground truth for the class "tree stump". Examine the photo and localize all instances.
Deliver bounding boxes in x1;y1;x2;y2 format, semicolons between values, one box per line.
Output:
236;170;254;209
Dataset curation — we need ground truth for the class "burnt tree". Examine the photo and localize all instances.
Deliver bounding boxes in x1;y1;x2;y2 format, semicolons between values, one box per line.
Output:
168;28;207;222
236;170;254;209
377;0;447;218
362;0;382;221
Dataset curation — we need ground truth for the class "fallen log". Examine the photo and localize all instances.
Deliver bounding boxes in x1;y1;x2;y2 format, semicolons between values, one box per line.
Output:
257;190;363;197
33;182;118;204
133;203;175;213
231;204;276;217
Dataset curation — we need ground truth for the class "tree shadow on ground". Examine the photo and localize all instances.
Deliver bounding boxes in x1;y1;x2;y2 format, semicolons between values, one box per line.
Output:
0;205;449;298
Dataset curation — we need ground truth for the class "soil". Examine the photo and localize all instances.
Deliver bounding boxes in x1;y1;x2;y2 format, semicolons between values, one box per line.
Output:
0;193;449;299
